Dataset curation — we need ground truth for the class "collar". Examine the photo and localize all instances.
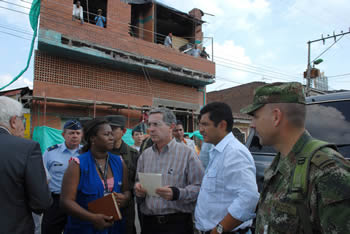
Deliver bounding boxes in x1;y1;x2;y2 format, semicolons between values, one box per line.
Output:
152;138;176;153
60;142;81;153
114;140;128;154
276;131;311;177
0;126;11;135
213;132;234;153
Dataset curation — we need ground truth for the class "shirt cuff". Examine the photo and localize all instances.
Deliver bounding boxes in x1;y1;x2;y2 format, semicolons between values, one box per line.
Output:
169;186;180;200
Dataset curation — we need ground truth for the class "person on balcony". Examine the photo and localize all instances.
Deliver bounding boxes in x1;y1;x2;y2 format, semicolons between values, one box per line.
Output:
200;47;210;59
164;32;173;48
191;44;201;58
95;9;106;28
72;1;84;24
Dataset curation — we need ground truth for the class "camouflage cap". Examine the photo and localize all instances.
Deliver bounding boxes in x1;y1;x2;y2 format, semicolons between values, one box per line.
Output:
240;82;306;115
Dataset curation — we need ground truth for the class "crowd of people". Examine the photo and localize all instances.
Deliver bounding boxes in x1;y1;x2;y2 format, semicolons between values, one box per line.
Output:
0;81;349;234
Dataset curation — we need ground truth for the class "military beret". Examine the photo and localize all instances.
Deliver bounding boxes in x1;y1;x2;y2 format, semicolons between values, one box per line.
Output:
63;120;82;130
105;115;126;128
133;125;142;132
241;82;306;115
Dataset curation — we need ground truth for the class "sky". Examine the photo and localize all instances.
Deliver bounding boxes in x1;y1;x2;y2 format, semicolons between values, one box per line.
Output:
0;0;350;92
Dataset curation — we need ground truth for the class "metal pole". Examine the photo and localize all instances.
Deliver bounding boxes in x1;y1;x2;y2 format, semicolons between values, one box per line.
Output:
211;37;214;62
306;41;311;96
43;92;47;126
86;0;89;24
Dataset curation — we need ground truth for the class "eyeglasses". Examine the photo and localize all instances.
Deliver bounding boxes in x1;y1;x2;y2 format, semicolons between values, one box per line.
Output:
16;115;26;125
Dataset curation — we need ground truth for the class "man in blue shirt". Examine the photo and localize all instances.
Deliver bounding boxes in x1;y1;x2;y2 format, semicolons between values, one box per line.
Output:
95;9;106;28
41;120;83;234
195;102;259;234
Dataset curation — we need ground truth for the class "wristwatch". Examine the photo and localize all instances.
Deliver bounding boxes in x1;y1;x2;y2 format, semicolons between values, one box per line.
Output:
216;223;224;234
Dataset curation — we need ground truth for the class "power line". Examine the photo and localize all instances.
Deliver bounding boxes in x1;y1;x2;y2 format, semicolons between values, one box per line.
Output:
214;56;301;80
0;24;33;36
311;35;345;64
0;30;32;40
215;62;300;83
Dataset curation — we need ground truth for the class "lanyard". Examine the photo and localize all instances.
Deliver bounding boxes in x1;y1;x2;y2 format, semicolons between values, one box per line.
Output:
94;155;110;193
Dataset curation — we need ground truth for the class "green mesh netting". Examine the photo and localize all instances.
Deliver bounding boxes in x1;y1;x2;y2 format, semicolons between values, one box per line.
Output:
0;0;40;90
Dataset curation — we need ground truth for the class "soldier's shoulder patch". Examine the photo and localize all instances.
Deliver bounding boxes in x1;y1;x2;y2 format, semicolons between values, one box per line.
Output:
47;144;59;152
311;148;336;169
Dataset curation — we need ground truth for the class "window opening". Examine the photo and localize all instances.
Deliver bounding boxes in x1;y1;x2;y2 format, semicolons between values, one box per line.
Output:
73;0;108;28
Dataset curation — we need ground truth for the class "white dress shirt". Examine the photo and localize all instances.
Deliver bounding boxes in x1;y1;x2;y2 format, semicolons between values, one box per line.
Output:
195;132;259;231
72;4;83;20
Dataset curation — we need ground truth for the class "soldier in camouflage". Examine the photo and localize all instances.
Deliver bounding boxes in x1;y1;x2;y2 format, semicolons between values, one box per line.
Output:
106;115;139;234
241;82;350;233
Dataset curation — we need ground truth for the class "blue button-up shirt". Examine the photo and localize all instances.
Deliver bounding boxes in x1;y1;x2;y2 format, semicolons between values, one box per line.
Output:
43;143;81;194
195;132;259;231
94;15;106;28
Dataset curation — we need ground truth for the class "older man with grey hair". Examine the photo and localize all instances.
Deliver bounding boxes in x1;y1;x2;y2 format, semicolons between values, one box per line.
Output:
0;96;52;234
135;108;204;234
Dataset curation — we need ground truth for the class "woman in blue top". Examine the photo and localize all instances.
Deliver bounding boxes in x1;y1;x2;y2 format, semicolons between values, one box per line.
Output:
61;118;130;234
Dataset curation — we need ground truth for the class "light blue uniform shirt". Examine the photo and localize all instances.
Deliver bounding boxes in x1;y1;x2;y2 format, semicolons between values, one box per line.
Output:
43;143;81;194
195;132;260;231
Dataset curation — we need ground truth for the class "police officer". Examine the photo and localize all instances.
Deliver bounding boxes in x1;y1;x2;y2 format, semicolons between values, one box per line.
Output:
241;82;350;233
106;115;139;234
42;120;83;234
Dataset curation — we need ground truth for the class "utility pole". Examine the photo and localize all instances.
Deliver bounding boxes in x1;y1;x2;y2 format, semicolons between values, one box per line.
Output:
305;29;350;96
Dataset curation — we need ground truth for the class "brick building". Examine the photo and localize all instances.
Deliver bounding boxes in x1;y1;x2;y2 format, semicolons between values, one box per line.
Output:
31;0;215;132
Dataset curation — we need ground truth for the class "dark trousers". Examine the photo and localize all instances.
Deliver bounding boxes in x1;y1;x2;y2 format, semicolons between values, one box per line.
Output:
41;193;67;234
141;213;193;234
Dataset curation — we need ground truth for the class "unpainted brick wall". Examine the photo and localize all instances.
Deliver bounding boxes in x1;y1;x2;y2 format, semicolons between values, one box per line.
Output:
33;51;203;107
39;0;215;75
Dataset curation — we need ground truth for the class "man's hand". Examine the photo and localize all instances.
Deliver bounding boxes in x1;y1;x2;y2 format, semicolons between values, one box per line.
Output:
210;228;218;234
155;186;173;200
134;182;147;198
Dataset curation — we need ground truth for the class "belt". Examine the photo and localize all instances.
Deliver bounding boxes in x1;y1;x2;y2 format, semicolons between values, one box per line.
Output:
143;213;191;225
200;227;250;234
51;193;60;198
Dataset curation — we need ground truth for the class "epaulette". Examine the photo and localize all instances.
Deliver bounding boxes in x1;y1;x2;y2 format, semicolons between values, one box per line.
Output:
47;144;59;152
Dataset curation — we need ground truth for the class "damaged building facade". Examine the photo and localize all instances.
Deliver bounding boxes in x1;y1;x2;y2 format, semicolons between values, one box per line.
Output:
31;0;215;131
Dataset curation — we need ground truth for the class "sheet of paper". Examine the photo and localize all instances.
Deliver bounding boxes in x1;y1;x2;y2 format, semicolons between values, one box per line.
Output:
138;172;162;197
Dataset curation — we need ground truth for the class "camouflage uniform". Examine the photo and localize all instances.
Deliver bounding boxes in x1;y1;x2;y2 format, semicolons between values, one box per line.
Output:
241;82;350;233
111;140;139;234
255;131;350;233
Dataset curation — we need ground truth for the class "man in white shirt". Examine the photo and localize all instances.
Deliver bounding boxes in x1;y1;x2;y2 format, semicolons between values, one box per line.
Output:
72;1;84;24
164;32;173;48
195;102;259;234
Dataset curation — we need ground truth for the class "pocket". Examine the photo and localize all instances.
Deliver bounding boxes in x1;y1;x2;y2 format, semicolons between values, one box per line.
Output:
268;201;300;233
203;168;217;193
51;161;65;174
